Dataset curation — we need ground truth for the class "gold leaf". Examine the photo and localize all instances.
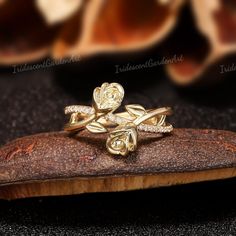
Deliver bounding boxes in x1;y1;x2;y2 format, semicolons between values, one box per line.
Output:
125;104;146;117
86;121;108;133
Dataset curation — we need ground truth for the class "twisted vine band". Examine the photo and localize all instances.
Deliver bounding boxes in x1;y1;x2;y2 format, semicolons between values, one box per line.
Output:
64;105;173;133
64;82;173;156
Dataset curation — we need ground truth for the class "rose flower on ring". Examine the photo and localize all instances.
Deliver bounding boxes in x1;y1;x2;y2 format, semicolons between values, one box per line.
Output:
106;123;138;156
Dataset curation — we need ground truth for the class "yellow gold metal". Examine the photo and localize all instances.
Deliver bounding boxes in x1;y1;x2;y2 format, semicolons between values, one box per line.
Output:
64;82;173;156
64;82;124;133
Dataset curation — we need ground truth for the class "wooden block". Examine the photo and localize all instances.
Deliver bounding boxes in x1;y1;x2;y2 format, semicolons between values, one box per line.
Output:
0;128;235;200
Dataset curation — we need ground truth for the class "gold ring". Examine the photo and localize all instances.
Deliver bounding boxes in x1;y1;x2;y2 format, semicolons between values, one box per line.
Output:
64;82;173;156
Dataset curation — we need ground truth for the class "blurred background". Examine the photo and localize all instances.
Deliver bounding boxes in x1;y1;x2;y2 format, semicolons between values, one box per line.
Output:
0;0;235;235
0;0;236;85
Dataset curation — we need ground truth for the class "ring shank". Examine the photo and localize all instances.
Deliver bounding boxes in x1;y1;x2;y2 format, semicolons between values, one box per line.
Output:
64;105;173;133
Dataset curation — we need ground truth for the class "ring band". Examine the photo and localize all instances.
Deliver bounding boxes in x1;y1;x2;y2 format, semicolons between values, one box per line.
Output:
64;105;173;133
64;82;173;156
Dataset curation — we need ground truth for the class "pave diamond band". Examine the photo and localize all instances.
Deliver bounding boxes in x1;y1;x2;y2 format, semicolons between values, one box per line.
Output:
65;105;94;115
65;105;173;133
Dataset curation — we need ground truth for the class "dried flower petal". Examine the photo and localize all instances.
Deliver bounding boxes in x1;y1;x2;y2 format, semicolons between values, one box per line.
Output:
36;0;82;25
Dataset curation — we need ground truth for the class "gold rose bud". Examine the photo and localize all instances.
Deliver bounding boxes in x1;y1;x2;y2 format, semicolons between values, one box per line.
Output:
106;107;173;156
106;123;138;156
93;82;124;113
86;82;124;133
64;82;125;134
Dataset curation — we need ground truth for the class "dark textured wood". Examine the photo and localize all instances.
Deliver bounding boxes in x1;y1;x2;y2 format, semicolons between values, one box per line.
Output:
0;128;235;200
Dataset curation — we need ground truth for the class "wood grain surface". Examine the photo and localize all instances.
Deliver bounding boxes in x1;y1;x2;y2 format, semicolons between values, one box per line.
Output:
0;128;235;200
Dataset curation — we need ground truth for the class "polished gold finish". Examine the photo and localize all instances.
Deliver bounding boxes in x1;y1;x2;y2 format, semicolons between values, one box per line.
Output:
64;82;124;133
64;82;173;156
107;123;137;156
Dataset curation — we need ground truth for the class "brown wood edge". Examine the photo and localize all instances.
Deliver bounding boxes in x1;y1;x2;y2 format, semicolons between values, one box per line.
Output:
0;167;235;200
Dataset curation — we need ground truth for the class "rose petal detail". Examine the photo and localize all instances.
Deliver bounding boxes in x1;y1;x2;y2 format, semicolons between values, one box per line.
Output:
106;123;137;156
93;82;124;112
